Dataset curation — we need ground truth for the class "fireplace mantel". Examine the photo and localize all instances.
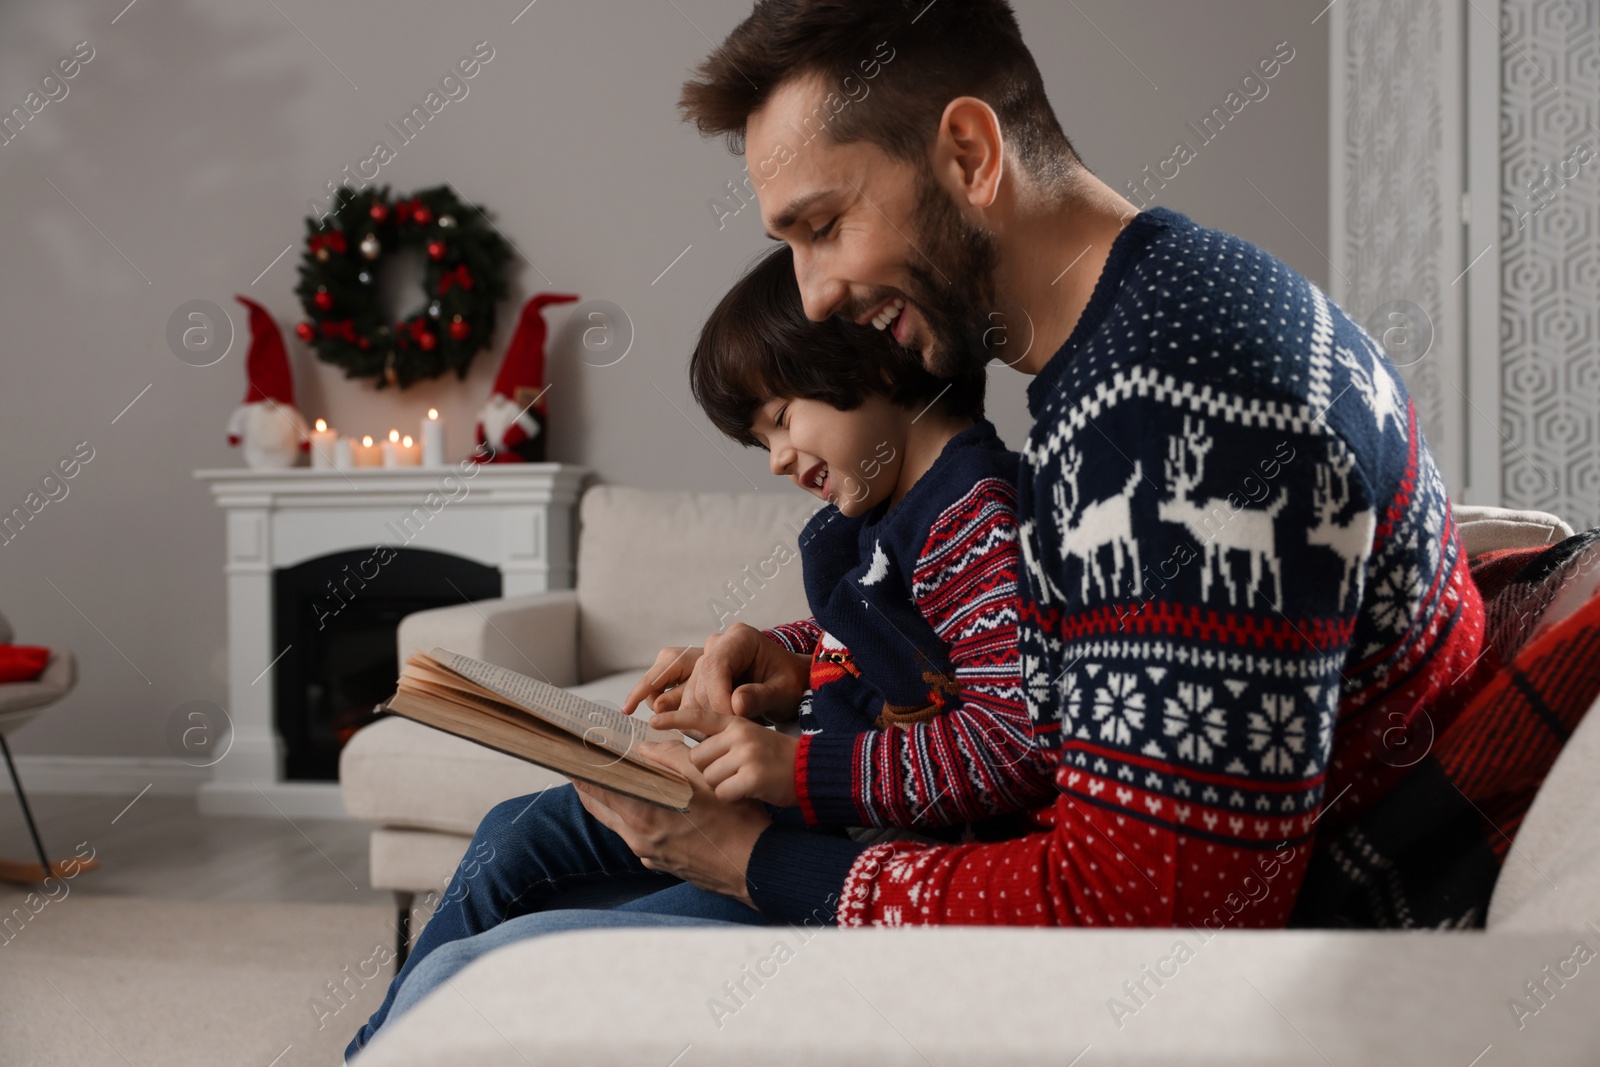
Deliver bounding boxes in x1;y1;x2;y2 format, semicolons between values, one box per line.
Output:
194;463;588;817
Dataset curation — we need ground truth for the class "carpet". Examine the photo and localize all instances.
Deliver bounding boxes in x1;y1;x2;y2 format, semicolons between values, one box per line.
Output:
0;895;395;1067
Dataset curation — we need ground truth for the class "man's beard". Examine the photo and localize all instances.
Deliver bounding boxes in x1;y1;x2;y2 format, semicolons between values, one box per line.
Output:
901;165;1003;380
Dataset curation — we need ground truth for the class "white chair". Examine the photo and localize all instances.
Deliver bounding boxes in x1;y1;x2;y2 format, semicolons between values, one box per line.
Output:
0;606;88;883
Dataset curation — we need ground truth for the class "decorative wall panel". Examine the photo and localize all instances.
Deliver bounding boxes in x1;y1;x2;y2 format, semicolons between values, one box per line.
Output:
1498;0;1600;529
1331;0;1466;496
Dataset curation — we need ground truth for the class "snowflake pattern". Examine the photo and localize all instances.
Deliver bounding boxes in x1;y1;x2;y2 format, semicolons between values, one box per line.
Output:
1059;672;1084;736
1370;562;1424;634
1022;653;1041;688
1247;692;1307;774
1418;469;1446;573
1091;672;1146;746
1024;652;1055;721
1162;682;1228;765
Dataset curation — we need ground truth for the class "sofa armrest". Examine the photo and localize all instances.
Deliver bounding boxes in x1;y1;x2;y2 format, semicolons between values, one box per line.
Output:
397;591;581;688
1454;504;1576;557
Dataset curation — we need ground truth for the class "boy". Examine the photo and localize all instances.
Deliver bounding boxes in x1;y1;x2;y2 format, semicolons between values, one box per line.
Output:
346;244;1050;1059
633;242;1053;833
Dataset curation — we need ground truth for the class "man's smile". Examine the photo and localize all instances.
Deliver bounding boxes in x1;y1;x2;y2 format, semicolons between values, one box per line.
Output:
858;295;917;349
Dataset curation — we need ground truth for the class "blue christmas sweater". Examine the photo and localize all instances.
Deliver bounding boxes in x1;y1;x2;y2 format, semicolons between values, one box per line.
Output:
745;206;1485;927
761;420;1053;830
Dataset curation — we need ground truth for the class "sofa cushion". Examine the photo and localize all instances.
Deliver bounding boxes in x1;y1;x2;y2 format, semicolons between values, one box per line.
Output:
357;927;1600;1066
575;486;818;681
339;670;647;836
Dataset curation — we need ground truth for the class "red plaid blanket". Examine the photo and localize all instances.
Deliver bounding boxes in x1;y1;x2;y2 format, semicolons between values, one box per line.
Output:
1292;529;1600;927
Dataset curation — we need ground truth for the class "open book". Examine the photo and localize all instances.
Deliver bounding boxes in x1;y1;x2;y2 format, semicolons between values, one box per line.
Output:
377;647;692;811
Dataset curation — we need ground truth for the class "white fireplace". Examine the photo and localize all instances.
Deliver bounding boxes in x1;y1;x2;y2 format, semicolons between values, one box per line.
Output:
194;463;587;818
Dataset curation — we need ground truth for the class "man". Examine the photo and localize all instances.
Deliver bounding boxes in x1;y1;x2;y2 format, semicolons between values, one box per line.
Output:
371;5;1491;1026
575;0;1486;928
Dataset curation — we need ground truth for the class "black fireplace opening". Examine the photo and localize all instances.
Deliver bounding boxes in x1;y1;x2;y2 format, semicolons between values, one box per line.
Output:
273;547;501;781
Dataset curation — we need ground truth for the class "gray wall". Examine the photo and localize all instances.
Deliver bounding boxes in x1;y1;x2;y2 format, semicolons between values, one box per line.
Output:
0;0;1327;760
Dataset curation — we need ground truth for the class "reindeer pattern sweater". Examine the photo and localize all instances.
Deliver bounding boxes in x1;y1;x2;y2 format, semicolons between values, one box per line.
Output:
744;206;1485;927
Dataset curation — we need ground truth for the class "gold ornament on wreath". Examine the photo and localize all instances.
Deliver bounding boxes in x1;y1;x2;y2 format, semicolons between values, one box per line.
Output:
294;184;512;388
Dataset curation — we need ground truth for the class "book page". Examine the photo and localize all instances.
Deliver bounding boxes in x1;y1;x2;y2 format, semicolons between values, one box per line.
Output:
383;689;691;810
434;648;676;763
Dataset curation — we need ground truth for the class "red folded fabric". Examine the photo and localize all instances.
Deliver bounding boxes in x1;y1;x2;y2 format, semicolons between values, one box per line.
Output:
1291;529;1600;928
0;645;51;683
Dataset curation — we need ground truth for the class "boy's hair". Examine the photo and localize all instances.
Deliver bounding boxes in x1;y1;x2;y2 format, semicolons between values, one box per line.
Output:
691;243;985;447
679;0;1082;194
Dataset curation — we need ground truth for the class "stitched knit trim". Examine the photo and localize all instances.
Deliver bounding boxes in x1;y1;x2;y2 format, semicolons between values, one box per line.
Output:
1026;206;1179;417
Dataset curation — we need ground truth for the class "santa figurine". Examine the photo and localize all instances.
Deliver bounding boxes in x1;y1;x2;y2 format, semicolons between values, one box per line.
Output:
227;295;310;469
476;292;579;463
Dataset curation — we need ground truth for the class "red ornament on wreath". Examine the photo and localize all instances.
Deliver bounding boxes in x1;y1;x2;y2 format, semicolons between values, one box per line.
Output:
313;289;334;311
295;322;316;342
427;240;447;262
475;293;579;463
309;231;346;263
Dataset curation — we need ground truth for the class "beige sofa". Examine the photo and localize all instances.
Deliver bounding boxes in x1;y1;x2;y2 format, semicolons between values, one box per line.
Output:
344;494;1600;1065
340;486;820;946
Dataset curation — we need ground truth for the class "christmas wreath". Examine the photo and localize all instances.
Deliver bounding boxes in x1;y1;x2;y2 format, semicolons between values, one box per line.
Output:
294;184;512;387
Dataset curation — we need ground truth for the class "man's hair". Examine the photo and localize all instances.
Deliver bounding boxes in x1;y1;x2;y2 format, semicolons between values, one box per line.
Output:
679;0;1081;190
690;244;985;447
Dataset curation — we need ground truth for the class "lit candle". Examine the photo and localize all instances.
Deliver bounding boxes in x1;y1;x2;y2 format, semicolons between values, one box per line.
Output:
353;434;382;468
421;408;446;467
310;418;338;469
383;429;420;467
333;435;354;470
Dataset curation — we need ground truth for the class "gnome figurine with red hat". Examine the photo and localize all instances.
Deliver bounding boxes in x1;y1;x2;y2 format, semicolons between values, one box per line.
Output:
475;292;579;463
227;295;310;469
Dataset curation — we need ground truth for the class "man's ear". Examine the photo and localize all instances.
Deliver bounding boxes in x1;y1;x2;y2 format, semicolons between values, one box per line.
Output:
932;95;1005;209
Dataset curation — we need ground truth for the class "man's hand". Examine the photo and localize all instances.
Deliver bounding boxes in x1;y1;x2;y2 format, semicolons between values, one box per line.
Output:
572;741;771;904
621;646;704;716
651;706;800;807
636;623;810;721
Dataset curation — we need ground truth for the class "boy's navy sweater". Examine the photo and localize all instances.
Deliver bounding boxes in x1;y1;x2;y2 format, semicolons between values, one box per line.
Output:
745;206;1485;926
762;420;1051;830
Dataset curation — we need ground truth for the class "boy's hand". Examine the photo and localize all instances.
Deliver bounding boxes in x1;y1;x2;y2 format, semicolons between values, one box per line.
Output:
653;706;800;808
629;623;810;722
692;623;810;721
621;646;704;715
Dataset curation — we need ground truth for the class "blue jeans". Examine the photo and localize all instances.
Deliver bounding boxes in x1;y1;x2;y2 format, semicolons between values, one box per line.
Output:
345;784;769;1060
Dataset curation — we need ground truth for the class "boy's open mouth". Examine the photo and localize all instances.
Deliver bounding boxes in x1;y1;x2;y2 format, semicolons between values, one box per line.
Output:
800;462;829;496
